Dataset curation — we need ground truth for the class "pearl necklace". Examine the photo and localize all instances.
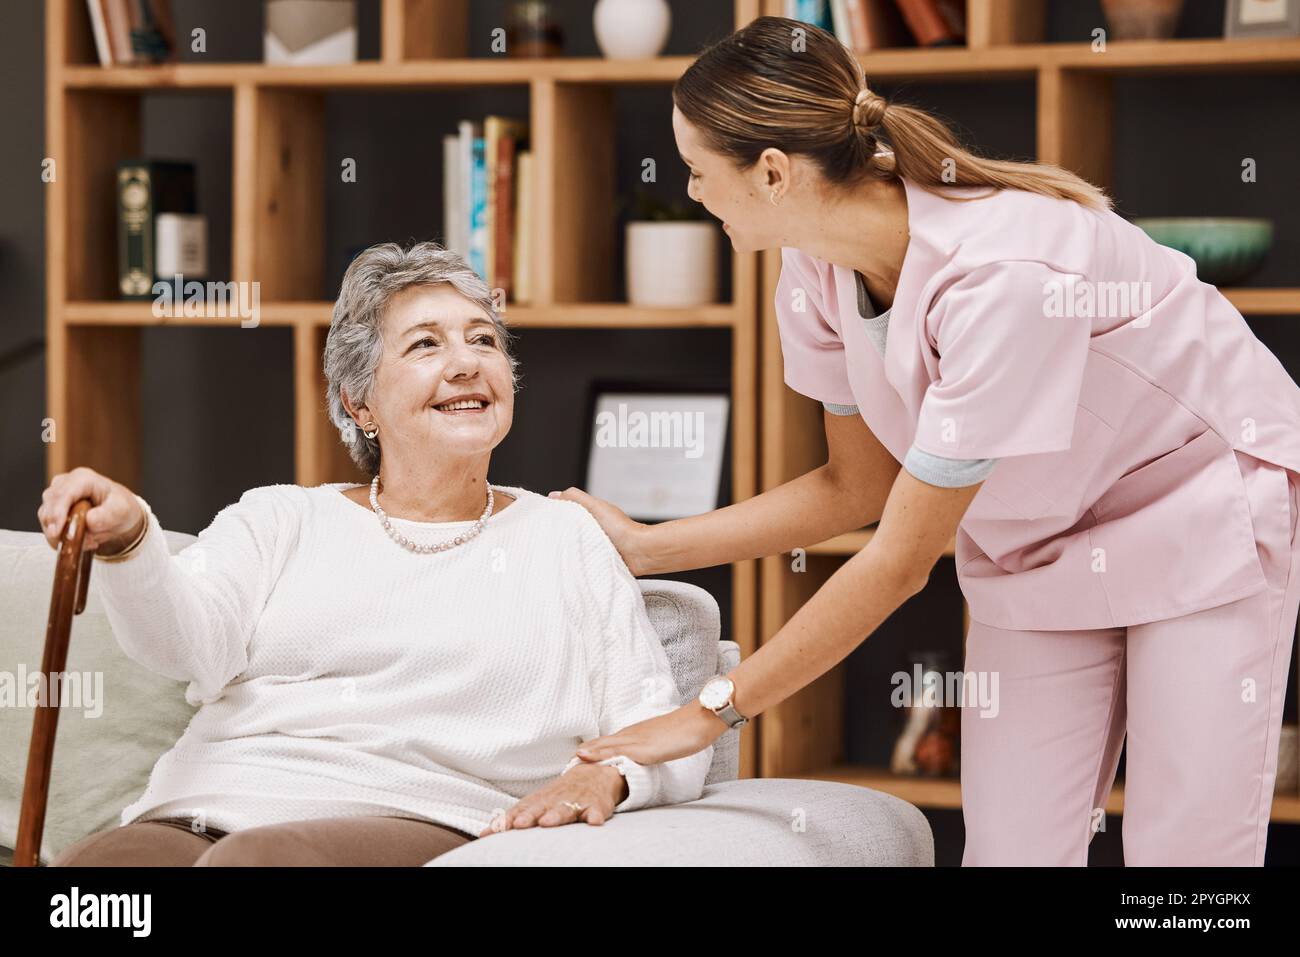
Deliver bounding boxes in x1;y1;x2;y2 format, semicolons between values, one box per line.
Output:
369;475;494;554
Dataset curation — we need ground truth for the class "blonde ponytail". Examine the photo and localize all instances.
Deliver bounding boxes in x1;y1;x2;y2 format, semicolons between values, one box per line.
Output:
872;97;1111;210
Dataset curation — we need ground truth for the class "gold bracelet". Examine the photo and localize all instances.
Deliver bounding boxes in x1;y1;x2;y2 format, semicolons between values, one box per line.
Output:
94;510;150;563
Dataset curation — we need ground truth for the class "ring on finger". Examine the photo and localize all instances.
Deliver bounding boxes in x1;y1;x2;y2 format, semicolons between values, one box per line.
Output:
561;801;586;814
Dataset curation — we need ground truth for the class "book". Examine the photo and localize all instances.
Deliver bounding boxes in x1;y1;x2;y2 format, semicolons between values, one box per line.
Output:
93;0;174;65
457;120;482;276
85;0;113;66
830;0;854;47
154;213;208;280
492;128;520;303
104;0;134;64
785;0;835;32
458;122;488;281
470;136;486;282
442;134;462;258
445;119;531;302
485;116;528;300
513;150;533;305
128;0;176;63
844;0;914;50
116;160;196;299
894;0;966;47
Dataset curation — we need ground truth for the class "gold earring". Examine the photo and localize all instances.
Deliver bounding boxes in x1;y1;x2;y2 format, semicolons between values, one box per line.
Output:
770;189;781;205
362;422;378;439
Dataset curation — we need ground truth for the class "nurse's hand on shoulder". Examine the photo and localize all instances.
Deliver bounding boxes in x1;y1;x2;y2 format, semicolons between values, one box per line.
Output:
548;487;652;576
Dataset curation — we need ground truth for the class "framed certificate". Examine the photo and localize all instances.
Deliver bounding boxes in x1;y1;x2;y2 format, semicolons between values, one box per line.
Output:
581;381;731;522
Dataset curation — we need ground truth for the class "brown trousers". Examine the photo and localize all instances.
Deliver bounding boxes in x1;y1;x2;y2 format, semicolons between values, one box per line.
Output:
49;815;475;866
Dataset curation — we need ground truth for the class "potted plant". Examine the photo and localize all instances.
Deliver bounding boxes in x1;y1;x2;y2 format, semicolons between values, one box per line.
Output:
620;190;720;307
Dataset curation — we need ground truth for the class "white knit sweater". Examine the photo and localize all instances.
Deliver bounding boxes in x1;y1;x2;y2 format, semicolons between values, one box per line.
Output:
93;482;713;838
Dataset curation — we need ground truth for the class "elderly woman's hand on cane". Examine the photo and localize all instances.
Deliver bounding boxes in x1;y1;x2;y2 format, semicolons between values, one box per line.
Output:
38;466;147;556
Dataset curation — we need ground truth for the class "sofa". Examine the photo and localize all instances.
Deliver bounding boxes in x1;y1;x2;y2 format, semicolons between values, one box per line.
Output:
0;522;933;866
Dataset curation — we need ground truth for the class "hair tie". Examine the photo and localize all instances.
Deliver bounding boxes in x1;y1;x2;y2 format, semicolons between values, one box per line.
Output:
851;86;886;129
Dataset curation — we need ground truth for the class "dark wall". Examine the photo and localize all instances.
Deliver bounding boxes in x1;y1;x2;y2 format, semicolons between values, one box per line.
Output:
0;0;47;536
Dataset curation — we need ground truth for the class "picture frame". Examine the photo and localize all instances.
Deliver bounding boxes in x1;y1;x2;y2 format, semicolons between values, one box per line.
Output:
581;380;731;522
1225;0;1300;38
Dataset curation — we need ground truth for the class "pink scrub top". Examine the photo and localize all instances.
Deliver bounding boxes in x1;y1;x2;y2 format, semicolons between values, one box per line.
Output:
775;176;1300;631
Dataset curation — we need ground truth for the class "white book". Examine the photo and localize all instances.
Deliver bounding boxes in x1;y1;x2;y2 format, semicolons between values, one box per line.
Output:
155;213;208;278
85;0;113;66
514;150;532;305
442;134;461;256
830;0;853;47
458;119;476;268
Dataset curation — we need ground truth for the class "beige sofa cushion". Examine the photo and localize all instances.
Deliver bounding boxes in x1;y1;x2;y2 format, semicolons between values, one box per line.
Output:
0;528;200;864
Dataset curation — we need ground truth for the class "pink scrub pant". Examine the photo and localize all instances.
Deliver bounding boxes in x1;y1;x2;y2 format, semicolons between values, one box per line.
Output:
960;451;1300;866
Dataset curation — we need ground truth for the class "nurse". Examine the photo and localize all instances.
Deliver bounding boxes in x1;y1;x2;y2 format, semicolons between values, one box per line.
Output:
553;16;1300;865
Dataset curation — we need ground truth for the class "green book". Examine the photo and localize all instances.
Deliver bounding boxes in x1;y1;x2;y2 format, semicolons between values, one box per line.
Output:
116;159;195;300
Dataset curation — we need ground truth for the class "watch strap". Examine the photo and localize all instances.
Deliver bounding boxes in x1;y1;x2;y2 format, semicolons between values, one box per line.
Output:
712;699;748;730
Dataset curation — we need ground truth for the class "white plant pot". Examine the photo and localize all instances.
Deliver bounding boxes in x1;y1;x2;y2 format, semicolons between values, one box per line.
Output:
594;0;671;59
626;221;719;307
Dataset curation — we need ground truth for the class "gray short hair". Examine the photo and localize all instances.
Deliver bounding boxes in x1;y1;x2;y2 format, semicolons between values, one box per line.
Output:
323;241;520;475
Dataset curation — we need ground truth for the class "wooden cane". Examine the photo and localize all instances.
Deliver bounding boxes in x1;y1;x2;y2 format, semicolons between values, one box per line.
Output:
13;499;94;867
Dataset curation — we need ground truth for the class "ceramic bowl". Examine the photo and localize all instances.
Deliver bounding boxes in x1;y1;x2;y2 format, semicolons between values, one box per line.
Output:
1133;217;1273;286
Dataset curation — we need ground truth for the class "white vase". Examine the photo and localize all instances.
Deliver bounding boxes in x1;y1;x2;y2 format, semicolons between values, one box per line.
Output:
626;221;719;307
593;0;671;59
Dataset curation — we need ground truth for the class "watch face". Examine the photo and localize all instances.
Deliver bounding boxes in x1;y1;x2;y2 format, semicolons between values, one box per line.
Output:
700;677;732;710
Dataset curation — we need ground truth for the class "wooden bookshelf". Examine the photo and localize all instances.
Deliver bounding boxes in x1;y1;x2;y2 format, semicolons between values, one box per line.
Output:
46;0;1300;822
44;0;764;773
755;0;1300;826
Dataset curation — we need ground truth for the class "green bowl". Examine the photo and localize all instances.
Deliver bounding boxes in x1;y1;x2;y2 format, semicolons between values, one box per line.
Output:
1133;217;1273;287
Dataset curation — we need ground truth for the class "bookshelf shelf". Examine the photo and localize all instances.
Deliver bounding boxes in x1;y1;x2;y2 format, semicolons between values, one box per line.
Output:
61;300;745;329
1046;36;1300;74
792;764;1300;823
1223;289;1300;316
60;57;702;90
857;37;1300;82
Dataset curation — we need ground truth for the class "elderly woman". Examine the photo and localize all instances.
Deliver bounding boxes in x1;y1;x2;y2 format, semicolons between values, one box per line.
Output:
39;241;716;867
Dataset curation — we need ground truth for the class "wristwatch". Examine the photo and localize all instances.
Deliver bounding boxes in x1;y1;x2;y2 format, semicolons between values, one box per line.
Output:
698;675;748;730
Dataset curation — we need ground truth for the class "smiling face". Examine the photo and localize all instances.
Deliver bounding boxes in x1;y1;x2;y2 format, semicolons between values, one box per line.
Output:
673;103;793;254
342;283;515;468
